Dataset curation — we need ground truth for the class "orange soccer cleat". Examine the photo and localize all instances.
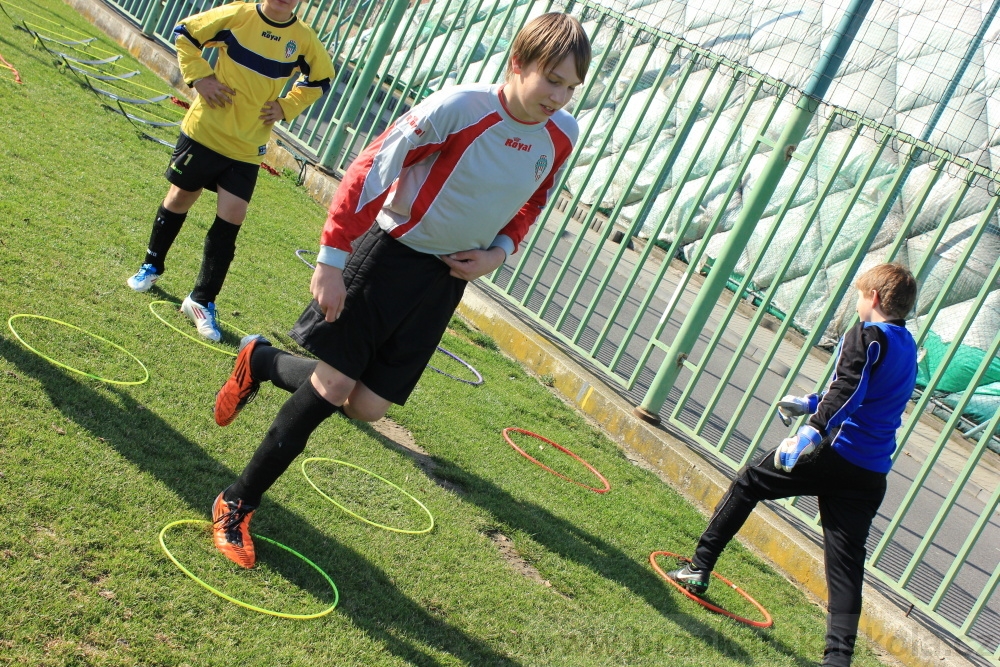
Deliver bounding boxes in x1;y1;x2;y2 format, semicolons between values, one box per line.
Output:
211;492;257;569
214;334;270;426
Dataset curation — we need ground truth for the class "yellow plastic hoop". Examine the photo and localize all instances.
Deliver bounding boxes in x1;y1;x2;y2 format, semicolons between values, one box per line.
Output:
158;519;338;619
301;458;434;535
148;301;250;357
7;314;149;385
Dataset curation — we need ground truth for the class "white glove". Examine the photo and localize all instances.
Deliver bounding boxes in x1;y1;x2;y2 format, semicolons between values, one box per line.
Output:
774;425;822;472
776;393;820;426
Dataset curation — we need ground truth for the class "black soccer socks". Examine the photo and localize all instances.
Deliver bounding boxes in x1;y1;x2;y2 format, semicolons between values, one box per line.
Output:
191;215;240;306
225;382;338;506
250;345;319;394
143;204;187;273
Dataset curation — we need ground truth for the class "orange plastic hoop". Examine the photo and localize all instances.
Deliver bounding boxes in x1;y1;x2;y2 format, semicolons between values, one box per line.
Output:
502;427;610;494
650;551;773;628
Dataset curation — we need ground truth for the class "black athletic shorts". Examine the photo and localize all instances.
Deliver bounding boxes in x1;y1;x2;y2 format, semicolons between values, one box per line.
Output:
164;133;259;203
290;225;467;405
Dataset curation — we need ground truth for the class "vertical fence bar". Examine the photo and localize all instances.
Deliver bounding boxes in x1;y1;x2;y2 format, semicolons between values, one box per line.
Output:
317;0;410;171
555;43;691;335
302;0;405;150
869;194;1000;567
350;1;437;152
636;0;875;422
927;439;1000;611
676;111;841;438
896;322;1000;589
589;77;768;364
611;83;790;381
139;0;163;36
534;37;665;318
567;50;714;348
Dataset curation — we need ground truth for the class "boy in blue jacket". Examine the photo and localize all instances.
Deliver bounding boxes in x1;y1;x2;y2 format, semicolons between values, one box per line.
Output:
669;263;918;667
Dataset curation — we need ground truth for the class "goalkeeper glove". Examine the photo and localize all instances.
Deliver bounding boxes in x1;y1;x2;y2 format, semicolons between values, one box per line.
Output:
774;425;822;472
776;393;820;426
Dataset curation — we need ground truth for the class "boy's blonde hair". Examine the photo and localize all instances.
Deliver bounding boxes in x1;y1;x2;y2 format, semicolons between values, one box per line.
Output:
855;263;917;319
506;13;591;84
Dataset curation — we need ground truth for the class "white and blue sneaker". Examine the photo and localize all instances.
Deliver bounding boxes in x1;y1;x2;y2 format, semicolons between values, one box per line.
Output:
181;294;222;342
126;263;161;292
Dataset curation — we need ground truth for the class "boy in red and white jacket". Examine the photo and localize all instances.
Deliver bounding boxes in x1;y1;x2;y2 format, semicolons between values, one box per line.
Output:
207;13;592;569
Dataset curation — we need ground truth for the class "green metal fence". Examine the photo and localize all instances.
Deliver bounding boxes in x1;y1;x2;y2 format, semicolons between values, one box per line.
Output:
100;0;1000;661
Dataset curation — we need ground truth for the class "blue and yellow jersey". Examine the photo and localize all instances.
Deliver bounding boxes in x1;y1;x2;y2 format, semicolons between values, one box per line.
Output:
174;2;333;163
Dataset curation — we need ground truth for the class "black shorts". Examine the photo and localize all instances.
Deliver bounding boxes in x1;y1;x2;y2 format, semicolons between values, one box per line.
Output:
164;133;259;203
290;225;467;405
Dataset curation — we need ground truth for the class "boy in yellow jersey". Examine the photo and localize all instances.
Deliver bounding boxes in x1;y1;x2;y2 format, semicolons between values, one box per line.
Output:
126;0;334;342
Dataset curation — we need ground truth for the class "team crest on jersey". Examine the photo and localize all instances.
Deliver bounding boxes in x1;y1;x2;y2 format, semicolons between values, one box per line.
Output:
285;40;297;58
258;144;268;156
534;154;548;181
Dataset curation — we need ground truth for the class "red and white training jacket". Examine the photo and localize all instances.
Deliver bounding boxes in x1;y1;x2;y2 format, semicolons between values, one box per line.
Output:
316;83;578;269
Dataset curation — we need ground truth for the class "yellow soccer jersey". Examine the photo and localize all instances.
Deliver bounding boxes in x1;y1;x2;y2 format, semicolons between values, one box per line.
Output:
174;2;334;163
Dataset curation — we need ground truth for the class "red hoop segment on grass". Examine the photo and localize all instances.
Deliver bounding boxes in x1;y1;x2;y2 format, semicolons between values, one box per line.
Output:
0;50;22;84
502;427;610;494
649;551;773;628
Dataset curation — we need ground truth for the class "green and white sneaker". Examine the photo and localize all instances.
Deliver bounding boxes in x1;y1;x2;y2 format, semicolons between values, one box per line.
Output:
181;294;222;342
667;563;711;596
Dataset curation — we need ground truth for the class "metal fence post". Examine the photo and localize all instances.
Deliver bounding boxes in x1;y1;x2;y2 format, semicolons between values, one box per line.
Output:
634;0;875;423
318;0;411;172
140;0;165;37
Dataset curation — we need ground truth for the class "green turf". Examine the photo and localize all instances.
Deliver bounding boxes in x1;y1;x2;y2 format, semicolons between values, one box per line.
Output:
0;3;893;665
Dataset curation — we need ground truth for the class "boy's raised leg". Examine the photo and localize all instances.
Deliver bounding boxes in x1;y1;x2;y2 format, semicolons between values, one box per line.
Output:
214;336;320;426
214;334;271;426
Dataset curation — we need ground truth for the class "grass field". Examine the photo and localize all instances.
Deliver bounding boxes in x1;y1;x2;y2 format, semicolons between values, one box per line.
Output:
0;3;893;665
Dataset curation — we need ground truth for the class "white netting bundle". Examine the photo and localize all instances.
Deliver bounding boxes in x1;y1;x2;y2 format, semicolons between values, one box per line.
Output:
350;0;1000;422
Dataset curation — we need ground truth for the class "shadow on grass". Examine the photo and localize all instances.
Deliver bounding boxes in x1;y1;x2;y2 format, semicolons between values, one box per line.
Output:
0;336;520;667
359;421;818;667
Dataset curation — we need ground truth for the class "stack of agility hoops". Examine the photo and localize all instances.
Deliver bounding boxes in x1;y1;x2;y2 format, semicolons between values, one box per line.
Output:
0;0;185;147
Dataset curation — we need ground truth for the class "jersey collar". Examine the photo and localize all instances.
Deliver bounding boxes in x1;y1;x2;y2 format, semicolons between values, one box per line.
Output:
496;84;543;127
256;3;298;28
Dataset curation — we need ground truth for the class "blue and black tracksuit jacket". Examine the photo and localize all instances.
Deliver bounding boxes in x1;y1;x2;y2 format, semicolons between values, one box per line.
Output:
807;321;918;474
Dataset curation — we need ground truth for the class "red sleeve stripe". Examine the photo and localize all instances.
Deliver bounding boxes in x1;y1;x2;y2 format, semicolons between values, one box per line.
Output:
389;111;504;239
349;130;390;214
541;119;574;198
321;128;393;250
353;126;449;213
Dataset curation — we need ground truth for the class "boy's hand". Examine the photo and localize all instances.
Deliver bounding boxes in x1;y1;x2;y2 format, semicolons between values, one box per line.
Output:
774;425;822;472
259;100;284;125
193;75;234;108
311;262;346;323
776;393;820;426
440;247;506;281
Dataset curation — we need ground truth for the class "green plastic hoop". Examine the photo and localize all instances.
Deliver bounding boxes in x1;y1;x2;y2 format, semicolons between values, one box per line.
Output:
301;458;435;535
158;519;339;619
7;314;149;385
148;301;250;357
